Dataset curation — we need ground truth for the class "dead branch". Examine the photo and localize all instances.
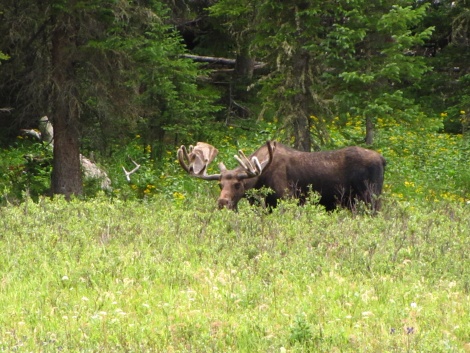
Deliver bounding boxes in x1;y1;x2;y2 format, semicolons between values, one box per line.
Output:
181;54;266;69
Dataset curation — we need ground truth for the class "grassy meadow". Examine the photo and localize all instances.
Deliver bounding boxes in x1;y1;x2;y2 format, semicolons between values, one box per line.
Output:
1;118;470;351
0;194;469;352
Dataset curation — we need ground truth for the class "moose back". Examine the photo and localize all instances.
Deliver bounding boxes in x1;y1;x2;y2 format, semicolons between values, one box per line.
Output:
177;141;386;211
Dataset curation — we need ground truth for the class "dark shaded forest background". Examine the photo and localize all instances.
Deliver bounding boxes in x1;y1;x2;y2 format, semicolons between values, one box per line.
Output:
0;0;469;200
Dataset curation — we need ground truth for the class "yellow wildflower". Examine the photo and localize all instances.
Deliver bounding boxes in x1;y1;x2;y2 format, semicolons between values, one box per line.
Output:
173;192;185;200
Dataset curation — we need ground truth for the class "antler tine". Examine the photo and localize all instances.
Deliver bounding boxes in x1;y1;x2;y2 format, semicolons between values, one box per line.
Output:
259;140;275;169
234;154;248;170
251;156;262;174
233;141;275;180
238;150;251;166
235;150;260;176
177;145;190;173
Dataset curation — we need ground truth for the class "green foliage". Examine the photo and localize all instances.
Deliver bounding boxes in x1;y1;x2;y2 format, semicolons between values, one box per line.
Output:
0;51;9;62
412;0;470;133
378;127;469;203
76;0;222;153
2;114;468;207
0;195;468;351
0;136;52;204
289;314;314;345
0;0;221;185
209;0;441;147
329;2;435;135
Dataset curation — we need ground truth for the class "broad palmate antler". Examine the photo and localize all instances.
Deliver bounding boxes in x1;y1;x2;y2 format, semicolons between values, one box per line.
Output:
177;142;221;180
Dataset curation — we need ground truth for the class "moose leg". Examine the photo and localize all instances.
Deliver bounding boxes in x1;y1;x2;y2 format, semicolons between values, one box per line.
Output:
353;181;382;212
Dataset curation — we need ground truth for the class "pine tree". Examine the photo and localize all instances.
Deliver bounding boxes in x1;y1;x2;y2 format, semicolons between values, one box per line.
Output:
0;0;219;197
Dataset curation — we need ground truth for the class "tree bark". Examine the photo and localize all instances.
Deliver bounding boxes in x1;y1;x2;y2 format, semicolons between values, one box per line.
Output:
234;53;255;80
291;49;312;152
365;116;375;145
50;12;83;198
292;112;311;151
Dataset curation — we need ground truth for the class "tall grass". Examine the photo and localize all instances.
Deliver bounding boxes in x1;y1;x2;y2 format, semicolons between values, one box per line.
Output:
1;195;468;352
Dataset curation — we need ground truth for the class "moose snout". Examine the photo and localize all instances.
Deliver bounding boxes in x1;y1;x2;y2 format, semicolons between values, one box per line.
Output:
217;198;234;210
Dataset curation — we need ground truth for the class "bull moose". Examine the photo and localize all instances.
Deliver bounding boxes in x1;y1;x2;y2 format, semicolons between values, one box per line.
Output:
177;141;386;211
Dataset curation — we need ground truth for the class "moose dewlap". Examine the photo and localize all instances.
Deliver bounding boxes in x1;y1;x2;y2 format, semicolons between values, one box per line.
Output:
177;141;386;211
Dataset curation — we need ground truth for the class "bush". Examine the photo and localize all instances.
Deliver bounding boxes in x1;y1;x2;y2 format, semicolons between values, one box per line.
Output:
0;136;52;204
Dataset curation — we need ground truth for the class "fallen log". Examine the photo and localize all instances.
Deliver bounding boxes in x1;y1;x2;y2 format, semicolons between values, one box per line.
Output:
181;54;266;69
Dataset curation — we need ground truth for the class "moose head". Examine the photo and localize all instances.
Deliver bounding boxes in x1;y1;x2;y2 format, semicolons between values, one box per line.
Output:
177;141;275;209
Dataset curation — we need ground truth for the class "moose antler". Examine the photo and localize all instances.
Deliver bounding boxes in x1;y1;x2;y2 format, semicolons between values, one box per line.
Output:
177;142;221;180
234;150;263;177
122;158;141;182
178;141;275;181
235;140;275;179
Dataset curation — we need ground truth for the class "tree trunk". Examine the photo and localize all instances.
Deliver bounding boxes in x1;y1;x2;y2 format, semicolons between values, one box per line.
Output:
51;106;83;198
50;12;83;198
365;116;375;145
293;112;311;151
234;53;255;80
291;49;312;152
230;49;255;112
147;117;166;162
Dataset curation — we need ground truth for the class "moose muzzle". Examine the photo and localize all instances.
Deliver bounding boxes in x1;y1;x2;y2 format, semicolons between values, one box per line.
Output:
217;198;235;210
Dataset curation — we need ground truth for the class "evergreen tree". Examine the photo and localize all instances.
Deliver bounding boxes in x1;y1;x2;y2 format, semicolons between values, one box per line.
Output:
417;0;470;133
325;1;434;144
208;0;434;148
0;0;219;197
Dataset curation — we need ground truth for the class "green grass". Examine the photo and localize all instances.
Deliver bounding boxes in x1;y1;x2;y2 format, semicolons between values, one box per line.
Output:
1;195;469;352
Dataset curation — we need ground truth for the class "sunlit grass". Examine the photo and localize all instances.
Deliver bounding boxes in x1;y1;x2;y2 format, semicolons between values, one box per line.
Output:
0;196;469;351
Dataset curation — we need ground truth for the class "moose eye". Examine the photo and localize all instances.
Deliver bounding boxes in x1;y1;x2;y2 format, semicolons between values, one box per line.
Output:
234;182;242;190
218;183;223;190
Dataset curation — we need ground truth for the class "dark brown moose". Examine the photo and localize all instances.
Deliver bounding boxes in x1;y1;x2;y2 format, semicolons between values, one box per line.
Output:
177;141;386;211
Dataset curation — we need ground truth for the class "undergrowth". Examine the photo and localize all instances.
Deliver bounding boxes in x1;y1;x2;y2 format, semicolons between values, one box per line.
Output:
0;195;468;352
2;119;469;205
